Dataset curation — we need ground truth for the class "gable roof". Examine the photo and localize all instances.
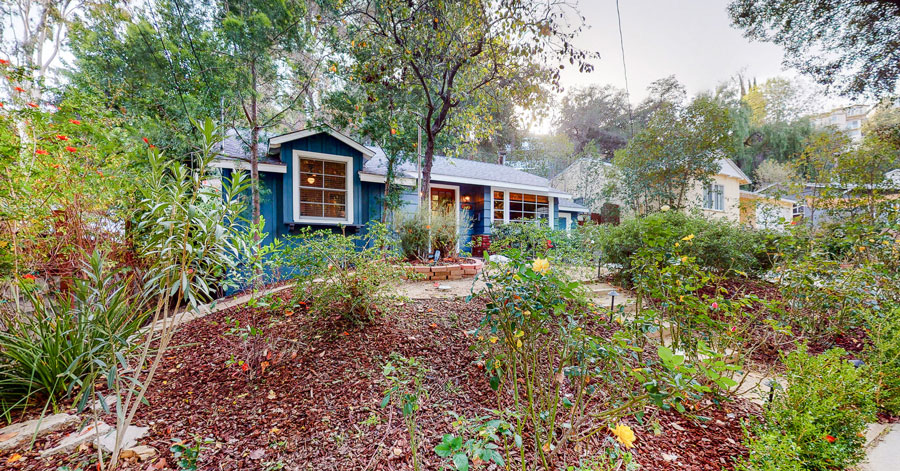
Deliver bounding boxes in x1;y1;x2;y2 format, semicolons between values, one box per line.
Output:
362;147;569;197
557;198;590;213
268;125;375;158
717;158;752;185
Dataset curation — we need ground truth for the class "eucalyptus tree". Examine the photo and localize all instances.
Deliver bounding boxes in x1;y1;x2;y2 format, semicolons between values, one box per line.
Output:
341;0;596;203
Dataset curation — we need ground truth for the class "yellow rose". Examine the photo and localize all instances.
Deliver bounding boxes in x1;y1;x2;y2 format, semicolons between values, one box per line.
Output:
681;234;695;241
610;423;636;448
532;258;550;274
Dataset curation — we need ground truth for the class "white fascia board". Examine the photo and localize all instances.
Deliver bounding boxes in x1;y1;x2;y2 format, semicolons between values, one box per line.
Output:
358;172;417;186
268;128;375;158
211;159;287;174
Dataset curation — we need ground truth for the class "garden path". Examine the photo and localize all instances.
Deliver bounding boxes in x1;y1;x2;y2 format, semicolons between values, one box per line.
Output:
860;424;899;471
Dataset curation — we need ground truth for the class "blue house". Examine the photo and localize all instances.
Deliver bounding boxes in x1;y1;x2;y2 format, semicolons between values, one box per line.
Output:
212;126;589;252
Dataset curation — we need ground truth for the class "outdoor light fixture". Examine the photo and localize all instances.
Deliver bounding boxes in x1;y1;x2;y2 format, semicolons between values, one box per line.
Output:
463;195;471;202
307;176;316;185
608;290;619;321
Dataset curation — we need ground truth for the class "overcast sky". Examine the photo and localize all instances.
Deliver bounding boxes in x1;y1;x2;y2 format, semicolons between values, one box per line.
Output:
528;0;849;132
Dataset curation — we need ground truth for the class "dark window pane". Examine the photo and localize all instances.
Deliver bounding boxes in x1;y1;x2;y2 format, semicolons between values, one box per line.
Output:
323;161;345;176
494;210;504;220
324;190;346;205
300;188;323;203
300;159;323;174
300;203;323;217
324;175;345;189
536;195;549;204
323;204;345;218
509;192;523;201
301;173;323;188
524;194;536;203
494;191;504;201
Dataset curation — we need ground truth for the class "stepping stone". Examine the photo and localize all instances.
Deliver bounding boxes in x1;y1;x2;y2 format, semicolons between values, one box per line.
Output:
120;445;157;461
96;425;149;453
0;413;80;452
40;421;112;457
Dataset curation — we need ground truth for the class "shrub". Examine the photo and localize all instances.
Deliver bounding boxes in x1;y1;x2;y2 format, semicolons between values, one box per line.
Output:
0;252;146;415
284;222;408;324
596;211;774;281
395;207;464;260
865;307;900;415
736;346;877;471
489;222;585;264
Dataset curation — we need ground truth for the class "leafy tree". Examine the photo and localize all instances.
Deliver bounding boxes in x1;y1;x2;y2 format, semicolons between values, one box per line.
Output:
67;1;235;155
742;77;818;127
633;75;688;128
864;98;900;147
728;0;900;97
554;84;630;156
755;158;798;186
506;133;575;178
612;93;737;213
341;0;595;203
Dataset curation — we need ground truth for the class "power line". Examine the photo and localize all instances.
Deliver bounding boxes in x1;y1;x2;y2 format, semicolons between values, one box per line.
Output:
615;0;635;138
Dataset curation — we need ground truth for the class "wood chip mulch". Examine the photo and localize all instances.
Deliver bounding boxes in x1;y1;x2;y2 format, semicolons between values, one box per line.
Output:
11;291;757;471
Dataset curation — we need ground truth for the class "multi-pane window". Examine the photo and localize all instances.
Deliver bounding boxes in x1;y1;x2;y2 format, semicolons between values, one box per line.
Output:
508;192;549;222
493;190;505;222
703;184;724;211
792;203;805;219
298;158;348;219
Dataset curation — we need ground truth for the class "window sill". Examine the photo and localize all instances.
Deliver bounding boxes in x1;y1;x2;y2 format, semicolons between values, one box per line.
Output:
703;208;726;213
289;219;358;227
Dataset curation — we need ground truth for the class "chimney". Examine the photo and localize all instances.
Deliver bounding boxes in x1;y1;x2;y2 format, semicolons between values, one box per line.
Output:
498;150;506;166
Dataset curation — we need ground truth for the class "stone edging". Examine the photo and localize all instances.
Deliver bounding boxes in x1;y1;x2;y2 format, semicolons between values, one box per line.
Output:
401;258;484;281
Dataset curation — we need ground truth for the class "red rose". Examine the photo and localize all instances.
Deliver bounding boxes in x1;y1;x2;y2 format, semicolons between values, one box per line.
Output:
0;103;4;107
142;137;150;144
27;102;38;108
56;135;68;141
22;274;36;281
824;435;836;443
69;119;81;125
35;149;49;155
0;59;9;65
149;144;157;149
14;86;25;92
65;146;77;152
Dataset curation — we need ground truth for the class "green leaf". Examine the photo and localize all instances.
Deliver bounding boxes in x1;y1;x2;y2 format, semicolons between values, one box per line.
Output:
452;452;469;471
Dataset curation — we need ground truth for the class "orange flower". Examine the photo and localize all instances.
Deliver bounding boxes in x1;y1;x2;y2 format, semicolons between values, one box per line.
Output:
56;135;68;141
14;86;25;92
0;59;9;65
35;149;49;155
824;435;836;443
65;146;77;152
27;102;38;108
142;137;150;144
69;119;81;125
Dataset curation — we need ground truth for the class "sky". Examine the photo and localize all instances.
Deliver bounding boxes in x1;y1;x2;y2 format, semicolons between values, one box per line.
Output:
528;0;844;132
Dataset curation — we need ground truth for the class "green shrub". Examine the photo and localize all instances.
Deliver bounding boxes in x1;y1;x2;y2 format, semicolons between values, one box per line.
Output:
865;307;900;415
283;222;408;325
0;252;147;416
490;222;586;264
395;207;464;260
597;211;774;281
736;346;877;471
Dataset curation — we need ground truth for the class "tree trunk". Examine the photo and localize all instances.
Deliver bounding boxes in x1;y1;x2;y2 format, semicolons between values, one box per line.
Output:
250;59;261;233
421;135;435;205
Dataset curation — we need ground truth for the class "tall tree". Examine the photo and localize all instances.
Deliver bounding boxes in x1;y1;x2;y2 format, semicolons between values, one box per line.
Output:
342;0;595;203
728;0;900;98
611;93;737;213
1;0;82;99
554;84;630;156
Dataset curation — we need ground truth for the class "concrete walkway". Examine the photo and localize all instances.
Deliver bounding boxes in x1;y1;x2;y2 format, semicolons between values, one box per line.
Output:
860;424;898;471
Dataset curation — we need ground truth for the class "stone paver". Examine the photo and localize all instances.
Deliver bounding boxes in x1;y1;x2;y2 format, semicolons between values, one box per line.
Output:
0;413;80;452
40;421;112;457
96;425;149;453
860;424;898;471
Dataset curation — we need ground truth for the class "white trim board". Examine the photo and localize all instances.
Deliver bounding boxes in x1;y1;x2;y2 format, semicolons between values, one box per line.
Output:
269;128;375;158
211;159;287;174
292;150;355;225
372;170;570;198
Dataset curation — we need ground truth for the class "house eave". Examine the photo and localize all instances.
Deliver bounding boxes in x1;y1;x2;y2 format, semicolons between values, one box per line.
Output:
211;158;287;174
268;127;375;158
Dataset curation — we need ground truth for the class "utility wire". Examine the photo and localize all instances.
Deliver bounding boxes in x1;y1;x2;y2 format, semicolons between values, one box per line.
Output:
615;0;635;138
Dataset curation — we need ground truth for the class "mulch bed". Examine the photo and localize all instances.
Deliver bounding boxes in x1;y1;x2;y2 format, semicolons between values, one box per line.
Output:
11;291;758;471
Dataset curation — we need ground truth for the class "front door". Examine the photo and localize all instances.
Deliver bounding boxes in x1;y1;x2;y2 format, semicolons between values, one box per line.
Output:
431;187;456;215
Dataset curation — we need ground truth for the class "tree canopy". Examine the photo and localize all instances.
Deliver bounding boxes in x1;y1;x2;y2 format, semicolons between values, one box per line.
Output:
728;0;900;98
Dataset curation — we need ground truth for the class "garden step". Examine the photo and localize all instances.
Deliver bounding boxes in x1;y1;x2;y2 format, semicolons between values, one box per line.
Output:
0;413;80;452
733;370;786;406
96;425;149;453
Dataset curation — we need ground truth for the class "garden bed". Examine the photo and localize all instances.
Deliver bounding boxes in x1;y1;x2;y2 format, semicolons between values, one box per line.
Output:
10;290;759;471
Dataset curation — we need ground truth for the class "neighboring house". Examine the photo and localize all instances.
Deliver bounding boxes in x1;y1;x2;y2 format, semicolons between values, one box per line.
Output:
212;126;586;251
754;172;900;228
739;187;797;230
811;104;872;142
551;157;752;223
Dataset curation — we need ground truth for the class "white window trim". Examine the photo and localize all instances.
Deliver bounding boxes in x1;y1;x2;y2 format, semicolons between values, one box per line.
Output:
490;187;554;229
703;183;725;212
292;150;354;225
